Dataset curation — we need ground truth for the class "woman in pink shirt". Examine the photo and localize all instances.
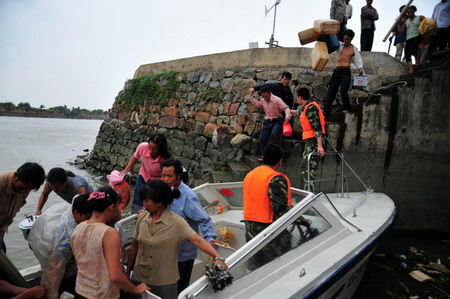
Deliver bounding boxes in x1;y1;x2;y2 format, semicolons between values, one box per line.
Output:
122;133;171;213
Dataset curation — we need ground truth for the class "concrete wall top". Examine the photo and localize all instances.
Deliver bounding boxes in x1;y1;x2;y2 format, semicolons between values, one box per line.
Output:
134;47;406;79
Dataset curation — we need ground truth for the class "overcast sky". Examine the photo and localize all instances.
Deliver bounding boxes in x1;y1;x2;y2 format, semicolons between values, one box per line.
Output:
0;0;436;111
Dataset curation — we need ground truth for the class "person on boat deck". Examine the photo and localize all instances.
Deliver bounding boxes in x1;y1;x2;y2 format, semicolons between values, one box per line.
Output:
294;88;326;191
161;159;218;294
248;85;292;162
242;144;293;270
122;133;171;213
0;162;45;252
126;180;227;299
0;280;46;299
35;167;93;215
71;187;149;299
28;194;94;299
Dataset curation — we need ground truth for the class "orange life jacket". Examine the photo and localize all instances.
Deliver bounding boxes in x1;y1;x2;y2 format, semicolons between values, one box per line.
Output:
299;101;326;140
243;165;292;223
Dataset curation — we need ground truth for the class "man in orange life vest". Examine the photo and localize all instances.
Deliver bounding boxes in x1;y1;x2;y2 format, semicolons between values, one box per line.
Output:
296;88;326;191
242;144;292;270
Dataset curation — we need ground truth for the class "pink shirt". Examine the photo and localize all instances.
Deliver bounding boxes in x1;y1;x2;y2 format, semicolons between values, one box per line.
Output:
133;142;164;182
249;93;291;120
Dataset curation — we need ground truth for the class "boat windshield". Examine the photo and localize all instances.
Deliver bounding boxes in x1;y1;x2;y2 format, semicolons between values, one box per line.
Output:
231;204;332;280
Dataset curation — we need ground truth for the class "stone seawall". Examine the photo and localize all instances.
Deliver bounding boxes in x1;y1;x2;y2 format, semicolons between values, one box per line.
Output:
85;48;450;232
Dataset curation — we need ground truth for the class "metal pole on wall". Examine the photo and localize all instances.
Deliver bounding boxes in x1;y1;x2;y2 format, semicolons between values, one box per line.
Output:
383;0;414;42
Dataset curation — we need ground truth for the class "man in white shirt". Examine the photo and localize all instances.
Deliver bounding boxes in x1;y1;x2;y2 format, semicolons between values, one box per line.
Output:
324;29;364;117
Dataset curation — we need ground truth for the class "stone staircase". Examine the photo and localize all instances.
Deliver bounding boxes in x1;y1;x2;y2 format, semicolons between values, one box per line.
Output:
203;78;405;187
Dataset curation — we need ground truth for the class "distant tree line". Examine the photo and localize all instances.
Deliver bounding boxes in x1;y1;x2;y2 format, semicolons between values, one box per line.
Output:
0;101;106;117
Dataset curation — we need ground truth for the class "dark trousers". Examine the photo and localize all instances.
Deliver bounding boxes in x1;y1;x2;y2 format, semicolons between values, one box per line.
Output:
259;118;283;155
178;259;195;294
429;27;450;53
324;67;351;116
361;28;375;51
131;175;145;213
405;35;423;63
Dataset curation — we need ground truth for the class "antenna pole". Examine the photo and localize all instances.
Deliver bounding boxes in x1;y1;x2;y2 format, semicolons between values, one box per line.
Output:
270;5;277;47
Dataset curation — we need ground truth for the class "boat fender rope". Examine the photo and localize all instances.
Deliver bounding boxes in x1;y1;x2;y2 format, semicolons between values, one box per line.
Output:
204;264;233;292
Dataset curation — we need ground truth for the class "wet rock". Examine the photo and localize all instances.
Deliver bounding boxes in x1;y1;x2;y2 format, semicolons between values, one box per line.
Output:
230;134;251;148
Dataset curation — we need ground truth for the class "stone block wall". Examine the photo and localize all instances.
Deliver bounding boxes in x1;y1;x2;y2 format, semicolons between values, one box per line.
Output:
86;66;381;182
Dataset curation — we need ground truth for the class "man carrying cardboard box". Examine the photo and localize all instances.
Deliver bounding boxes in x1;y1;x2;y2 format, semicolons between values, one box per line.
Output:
323;29;364;117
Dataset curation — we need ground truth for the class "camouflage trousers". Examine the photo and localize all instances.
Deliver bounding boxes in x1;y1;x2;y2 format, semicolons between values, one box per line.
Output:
244;221;292;271
301;138;320;191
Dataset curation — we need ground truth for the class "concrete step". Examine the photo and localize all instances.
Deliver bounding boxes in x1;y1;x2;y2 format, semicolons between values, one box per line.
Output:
227;162;251;181
211;171;233;183
243;154;262;169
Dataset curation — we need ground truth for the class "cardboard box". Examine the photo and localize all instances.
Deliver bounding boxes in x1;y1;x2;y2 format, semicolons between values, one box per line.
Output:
311;41;329;71
313;19;340;35
298;28;321;45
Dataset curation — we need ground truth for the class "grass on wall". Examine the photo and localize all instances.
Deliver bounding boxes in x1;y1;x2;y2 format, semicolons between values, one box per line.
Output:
119;71;183;108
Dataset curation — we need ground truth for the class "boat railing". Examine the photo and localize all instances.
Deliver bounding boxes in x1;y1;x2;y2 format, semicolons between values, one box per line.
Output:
306;136;374;195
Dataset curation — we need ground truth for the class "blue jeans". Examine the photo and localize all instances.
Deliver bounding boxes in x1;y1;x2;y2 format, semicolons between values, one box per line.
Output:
259;118;283;155
132;175;145;213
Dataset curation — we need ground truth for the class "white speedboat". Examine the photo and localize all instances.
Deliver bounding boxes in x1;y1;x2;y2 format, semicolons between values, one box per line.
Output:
11;180;395;299
115;182;396;299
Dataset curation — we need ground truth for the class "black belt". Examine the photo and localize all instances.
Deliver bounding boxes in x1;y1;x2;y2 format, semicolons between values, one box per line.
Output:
335;66;350;69
266;118;283;122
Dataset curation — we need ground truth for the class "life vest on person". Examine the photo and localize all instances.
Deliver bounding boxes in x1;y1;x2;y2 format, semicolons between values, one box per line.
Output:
243;165;292;223
299;101;326;140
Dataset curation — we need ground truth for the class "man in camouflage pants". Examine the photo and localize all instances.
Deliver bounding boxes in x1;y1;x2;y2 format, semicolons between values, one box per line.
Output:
296;88;326;191
242;144;292;270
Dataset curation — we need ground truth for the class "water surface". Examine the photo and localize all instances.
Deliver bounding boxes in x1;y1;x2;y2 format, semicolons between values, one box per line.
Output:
0;116;103;270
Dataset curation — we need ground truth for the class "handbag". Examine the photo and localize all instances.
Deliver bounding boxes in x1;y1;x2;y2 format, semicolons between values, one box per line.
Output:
283;121;292;137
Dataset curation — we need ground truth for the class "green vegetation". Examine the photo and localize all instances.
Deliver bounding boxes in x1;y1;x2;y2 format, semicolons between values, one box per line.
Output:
197;87;225;103
0;101;106;118
119;71;183;108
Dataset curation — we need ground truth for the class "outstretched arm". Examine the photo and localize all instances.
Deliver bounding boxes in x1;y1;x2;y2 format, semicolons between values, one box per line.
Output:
190;234;227;269
122;156;138;174
36;183;52;215
103;228;149;294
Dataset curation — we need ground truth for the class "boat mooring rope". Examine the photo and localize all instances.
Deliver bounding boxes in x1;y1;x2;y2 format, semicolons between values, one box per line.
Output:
356;80;408;105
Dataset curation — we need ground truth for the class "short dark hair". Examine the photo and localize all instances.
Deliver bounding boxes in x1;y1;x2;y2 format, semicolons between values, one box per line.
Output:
161;159;183;176
263;144;284;166
407;6;417;12
72;193;94;215
343;29;355;39
47;167;75;185
16;162;45;191
281;71;292;80
148;133;171;159
139;180;180;207
260;85;271;94
88;187;119;212
296;87;310;100
399;5;405;12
